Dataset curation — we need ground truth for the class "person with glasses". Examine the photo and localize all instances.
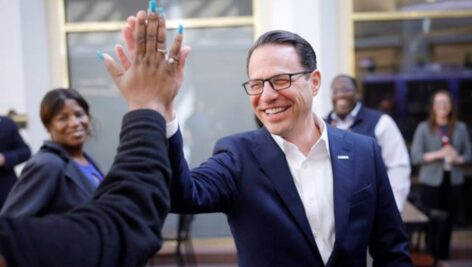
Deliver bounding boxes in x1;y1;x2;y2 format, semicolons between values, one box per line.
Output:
119;23;411;265
325;74;411;212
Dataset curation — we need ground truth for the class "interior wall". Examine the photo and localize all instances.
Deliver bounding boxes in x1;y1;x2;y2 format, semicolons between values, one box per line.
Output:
0;0;51;153
20;0;51;153
255;0;339;117
0;0;25;115
2;0;342;153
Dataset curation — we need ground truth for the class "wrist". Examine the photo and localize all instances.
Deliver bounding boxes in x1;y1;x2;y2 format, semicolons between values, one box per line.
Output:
164;104;175;122
128;101;165;114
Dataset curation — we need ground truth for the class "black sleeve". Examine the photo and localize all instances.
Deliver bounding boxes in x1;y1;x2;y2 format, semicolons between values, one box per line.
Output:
0;109;171;267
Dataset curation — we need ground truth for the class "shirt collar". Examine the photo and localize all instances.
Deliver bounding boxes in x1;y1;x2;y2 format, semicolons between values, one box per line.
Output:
330;101;362;122
271;113;331;158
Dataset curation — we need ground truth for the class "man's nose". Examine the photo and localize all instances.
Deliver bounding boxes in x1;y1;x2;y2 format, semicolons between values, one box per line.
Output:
260;81;278;100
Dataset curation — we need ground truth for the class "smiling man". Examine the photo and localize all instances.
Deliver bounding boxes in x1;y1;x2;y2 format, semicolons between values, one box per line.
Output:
326;74;411;211
151;30;412;267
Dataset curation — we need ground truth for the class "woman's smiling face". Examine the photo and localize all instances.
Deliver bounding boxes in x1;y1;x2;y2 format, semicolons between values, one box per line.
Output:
47;99;90;149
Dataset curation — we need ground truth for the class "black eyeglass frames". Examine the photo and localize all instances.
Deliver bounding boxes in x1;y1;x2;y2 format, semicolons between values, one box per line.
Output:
241;71;313;96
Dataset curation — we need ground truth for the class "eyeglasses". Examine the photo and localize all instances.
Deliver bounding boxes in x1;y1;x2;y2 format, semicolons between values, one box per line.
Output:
241;71;312;96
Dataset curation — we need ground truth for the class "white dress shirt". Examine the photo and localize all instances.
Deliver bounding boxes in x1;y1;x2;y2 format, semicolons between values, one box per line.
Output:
167;112;336;263
166;112;179;138
330;102;411;211
272;114;335;264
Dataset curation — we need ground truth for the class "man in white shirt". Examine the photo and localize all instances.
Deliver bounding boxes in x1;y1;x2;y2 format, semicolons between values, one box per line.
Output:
326;74;411;211
120;21;411;265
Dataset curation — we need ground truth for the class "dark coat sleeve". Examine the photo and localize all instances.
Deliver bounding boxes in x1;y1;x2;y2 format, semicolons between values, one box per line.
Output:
0;156;63;217
0;109;171;267
0;117;31;170
368;139;411;266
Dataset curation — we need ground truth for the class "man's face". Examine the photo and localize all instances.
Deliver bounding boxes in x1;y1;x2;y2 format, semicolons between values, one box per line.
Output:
331;76;358;119
247;44;320;141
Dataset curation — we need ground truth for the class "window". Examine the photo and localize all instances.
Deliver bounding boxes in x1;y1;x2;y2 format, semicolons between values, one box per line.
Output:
58;0;255;239
348;1;472;143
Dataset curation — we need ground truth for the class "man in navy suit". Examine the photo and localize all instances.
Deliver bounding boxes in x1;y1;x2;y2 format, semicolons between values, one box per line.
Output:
164;30;411;266
0;115;31;209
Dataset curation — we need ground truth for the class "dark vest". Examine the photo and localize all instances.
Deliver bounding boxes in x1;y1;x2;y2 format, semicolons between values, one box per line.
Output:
326;105;382;138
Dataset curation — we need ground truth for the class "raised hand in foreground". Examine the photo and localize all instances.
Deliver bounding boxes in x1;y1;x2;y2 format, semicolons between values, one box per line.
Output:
101;8;190;121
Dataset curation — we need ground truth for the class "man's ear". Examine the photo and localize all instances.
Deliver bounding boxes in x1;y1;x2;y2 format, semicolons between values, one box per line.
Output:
310;70;321;97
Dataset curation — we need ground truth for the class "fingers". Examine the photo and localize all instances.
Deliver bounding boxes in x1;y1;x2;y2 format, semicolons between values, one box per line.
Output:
122;20;136;57
175;46;191;82
115;44;131;70
100;52;123;80
145;11;159;57
135;11;147;59
127;16;137;31
168;32;182;65
178;46;191;70
156;14;167;59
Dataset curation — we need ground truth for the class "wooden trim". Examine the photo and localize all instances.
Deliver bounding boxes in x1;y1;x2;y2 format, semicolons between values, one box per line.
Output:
352;10;472;21
64;17;253;32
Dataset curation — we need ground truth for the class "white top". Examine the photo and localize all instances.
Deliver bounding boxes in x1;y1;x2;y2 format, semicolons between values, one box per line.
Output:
330;102;411;211
167;112;336;264
272;113;334;264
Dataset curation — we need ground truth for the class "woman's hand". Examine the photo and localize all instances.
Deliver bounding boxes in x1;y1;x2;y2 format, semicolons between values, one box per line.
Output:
101;9;190;121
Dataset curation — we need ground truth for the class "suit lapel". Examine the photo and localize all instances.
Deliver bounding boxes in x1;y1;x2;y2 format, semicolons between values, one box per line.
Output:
64;161;96;195
326;126;354;264
41;141;97;196
350;114;364;130
252;128;320;255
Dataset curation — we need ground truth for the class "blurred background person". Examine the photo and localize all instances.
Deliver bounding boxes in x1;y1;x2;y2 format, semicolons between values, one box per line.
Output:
410;89;472;259
0;115;31;209
325;74;411;211
1;88;103;217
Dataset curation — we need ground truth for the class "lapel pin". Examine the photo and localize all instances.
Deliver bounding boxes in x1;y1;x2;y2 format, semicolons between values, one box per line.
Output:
337;155;349;160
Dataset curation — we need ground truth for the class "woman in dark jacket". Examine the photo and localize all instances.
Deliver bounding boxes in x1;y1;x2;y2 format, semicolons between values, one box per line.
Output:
1;88;103;217
0;116;31;209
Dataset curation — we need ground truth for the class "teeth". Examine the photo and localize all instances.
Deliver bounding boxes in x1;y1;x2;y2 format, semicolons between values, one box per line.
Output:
71;130;85;136
265;107;286;114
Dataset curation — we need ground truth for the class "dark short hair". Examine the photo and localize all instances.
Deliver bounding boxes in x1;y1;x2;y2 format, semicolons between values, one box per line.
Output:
246;30;317;73
331;74;358;91
40;88;90;129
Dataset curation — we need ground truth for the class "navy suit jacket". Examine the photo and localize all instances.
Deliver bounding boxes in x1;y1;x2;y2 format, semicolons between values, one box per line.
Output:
169;124;411;267
0;116;31;208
